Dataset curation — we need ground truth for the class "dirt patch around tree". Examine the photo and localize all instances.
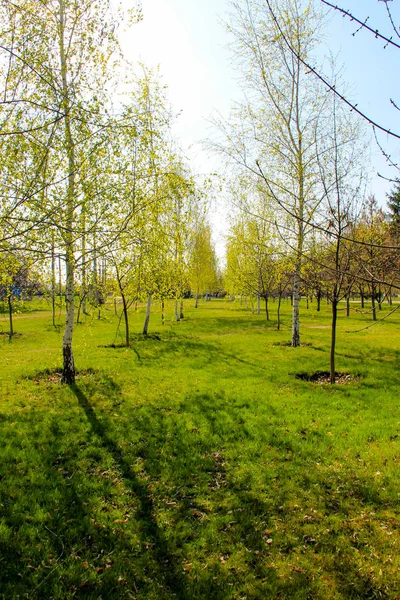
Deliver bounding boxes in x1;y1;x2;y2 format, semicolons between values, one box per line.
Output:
295;371;356;385
25;367;97;384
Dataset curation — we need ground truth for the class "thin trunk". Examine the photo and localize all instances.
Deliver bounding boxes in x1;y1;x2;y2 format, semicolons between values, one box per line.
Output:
62;256;75;384
292;51;304;348
76;298;81;324
81;208;87;315
291;265;301;347
346;293;350;317
277;293;282;331
58;255;62;306
378;285;382;311
93;242;98;306
121;292;129;347
265;295;269;321
330;292;338;384
360;288;365;309
316;290;321;312
114;298;117;316
143;293;152;335
371;283;377;321
180;300;184;319
175;300;180;321
257;294;261;315
51;234;56;327
8;294;13;339
59;0;76;385
306;295;309;309
161;299;165;325
195;289;199;308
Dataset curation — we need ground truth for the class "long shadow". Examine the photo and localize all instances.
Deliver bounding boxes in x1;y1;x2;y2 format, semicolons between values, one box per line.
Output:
126;336;268;375
72;384;189;600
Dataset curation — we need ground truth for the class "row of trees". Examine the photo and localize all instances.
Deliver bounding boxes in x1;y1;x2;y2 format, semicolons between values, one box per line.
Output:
0;0;220;383
216;0;400;383
225;192;400;377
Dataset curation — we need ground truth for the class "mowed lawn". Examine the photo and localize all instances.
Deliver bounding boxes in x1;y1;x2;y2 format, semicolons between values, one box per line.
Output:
0;297;399;599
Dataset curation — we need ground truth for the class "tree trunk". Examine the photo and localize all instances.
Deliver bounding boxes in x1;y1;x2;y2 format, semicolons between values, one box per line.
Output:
51;234;56;327
291;265;301;347
81;209;87;315
76;297;82;324
180;300;184;319
371;283;377;321
174;300;180;321
62;256;75;384
346;293;350;317
195;290;199;308
161;299;165;325
143;293;152;335
257;294;261;315
8;294;13;339
330;293;338;385
277;293;282;331
316;290;321;312
59;0;76;385
121;293;130;347
58;255;62;307
265;295;269;321
378;285;383;311
360;288;365;308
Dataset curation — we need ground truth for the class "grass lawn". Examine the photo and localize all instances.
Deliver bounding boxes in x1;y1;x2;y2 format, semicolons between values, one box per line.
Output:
0;297;399;599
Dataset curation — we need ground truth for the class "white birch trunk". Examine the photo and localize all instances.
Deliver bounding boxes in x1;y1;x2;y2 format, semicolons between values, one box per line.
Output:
174;300;180;321
59;0;76;384
143;293;152;335
291;263;301;347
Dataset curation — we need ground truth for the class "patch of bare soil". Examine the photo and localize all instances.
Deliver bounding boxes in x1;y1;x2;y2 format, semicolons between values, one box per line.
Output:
295;371;355;385
27;368;96;384
0;331;22;337
273;341;312;347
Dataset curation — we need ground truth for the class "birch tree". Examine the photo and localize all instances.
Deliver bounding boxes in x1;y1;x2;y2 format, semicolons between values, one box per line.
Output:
189;222;220;306
214;0;327;346
0;0;124;383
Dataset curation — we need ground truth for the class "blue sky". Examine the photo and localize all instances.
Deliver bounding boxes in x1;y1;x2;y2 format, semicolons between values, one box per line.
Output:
322;0;400;199
120;0;400;251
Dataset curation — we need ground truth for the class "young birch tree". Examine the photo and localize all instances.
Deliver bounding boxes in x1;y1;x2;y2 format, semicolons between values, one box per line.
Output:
0;0;125;383
214;0;327;346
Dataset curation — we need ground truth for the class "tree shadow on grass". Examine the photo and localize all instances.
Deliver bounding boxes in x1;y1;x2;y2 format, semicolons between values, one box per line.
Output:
0;375;396;599
193;316;278;335
71;383;189;600
124;337;267;376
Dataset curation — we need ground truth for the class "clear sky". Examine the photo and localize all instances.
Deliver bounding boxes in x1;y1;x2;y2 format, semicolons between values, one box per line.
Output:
321;0;400;198
119;0;400;254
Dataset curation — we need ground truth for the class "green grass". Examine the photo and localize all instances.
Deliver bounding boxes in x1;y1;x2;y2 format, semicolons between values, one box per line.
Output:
0;297;399;599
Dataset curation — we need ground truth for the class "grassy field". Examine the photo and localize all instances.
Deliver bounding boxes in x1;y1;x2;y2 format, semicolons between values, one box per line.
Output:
0;297;399;599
